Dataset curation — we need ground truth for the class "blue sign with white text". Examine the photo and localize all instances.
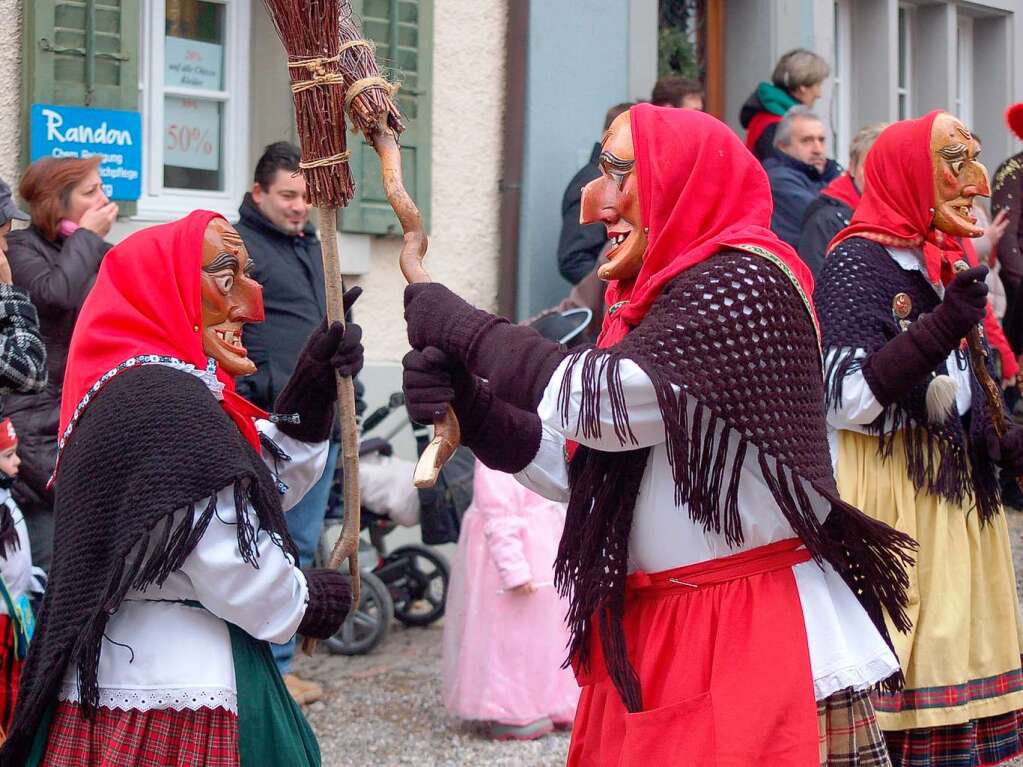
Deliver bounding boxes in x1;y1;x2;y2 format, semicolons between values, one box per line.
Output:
30;104;142;201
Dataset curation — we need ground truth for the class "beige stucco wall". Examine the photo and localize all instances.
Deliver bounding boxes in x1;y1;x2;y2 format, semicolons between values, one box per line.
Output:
0;0;23;189
349;0;507;363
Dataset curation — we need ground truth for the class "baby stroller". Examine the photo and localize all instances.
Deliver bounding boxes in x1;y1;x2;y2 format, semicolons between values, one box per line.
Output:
318;393;474;656
318;306;591;655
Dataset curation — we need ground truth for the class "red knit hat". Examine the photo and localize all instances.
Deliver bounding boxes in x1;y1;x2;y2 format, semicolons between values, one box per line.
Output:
1007;103;1023;141
0;419;18;452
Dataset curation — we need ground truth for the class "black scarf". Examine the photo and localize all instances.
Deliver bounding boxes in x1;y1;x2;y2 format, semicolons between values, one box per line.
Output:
554;250;915;714
816;236;1001;522
1;365;295;766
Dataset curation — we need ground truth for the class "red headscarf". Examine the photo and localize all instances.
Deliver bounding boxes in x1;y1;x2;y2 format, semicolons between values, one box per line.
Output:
58;210;267;466
828;111;963;286
598;104;814;347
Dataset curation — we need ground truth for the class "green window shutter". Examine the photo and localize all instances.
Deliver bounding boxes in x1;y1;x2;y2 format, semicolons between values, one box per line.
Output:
23;0;140;209
342;0;432;235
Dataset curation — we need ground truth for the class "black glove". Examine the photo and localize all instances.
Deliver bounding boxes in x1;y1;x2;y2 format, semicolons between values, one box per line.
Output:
985;423;1023;477
402;346;542;473
404;283;565;411
274;287;363;442
297;568;352;639
862;266;989;407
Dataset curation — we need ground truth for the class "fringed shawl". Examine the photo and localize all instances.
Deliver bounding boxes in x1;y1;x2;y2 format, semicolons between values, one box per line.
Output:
817;236;1001;522
554;249;916;714
0;365;295;766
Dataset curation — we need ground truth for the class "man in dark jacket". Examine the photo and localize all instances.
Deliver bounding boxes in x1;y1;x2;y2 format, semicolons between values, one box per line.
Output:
234;142;339;704
556;102;632;285
798;123;885;276
764;106;840;248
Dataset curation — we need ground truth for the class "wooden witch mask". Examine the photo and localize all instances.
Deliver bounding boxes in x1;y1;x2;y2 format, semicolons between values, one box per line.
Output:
930;112;991;239
201;218;265;377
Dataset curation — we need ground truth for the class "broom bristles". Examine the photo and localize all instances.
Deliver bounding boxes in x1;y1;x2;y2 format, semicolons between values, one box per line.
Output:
262;0;353;208
338;7;404;137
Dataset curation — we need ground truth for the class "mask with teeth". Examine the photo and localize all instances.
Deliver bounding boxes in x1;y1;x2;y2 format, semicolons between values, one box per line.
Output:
930;112;990;239
580;110;649;282
201;218;265;377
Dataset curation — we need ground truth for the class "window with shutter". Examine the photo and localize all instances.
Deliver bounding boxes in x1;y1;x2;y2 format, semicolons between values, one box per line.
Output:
342;0;433;235
24;0;140;209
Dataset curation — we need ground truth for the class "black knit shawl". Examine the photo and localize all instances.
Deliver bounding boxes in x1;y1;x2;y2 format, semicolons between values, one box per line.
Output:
816;237;1000;522
554;250;915;714
0;365;295;766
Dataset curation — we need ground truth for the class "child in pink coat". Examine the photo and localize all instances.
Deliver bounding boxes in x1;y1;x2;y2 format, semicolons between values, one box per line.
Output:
442;461;579;740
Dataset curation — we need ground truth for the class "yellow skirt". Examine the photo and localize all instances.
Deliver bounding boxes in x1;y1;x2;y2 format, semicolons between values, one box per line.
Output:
835;429;1023;731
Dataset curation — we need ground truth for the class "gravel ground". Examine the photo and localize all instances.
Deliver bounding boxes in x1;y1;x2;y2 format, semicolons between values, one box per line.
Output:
295;516;1023;766
295;624;569;767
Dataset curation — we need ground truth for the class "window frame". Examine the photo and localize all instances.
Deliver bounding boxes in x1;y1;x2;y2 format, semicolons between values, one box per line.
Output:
831;0;852;165
136;0;251;221
897;4;913;121
955;14;974;129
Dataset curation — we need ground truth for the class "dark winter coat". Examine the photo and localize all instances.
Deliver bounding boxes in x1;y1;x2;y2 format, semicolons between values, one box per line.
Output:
764;152;841;248
739;84;798;163
234;194;327;413
556;144;606;285
797;194;854;278
4;225;109;560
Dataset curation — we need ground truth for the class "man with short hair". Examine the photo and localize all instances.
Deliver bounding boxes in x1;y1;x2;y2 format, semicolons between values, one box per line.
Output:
765;105;840;247
650;74;704;111
234;141;340;705
798;123;886;276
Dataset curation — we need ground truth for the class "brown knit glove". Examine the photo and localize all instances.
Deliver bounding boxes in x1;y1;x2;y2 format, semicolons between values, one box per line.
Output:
298;568;352;640
274;288;363;443
402;347;542;473
404;283;565;411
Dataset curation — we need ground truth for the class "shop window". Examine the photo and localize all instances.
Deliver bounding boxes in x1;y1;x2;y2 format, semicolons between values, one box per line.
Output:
23;0;141;212
138;0;250;220
342;0;433;235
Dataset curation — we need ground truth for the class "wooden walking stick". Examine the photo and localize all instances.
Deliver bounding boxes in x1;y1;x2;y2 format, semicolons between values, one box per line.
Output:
954;260;1023;495
261;0;364;653
335;5;461;490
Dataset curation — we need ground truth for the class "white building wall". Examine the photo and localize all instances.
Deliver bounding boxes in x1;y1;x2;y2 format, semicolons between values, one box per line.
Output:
0;0;23;189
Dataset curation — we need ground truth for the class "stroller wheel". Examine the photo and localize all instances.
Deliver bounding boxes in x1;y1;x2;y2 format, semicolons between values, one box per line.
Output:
322;570;393;656
386;545;450;627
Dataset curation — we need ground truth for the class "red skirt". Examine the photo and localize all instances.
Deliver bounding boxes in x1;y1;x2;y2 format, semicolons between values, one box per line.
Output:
566;538;820;767
39;702;239;767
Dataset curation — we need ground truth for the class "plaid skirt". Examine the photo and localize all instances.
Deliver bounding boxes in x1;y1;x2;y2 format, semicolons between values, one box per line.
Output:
39;702;239;767
883;709;1023;767
820;688;892;766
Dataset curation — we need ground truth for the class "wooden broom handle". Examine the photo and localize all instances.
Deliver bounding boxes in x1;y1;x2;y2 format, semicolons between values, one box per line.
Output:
369;127;461;489
302;207;361;656
953;260;1023;495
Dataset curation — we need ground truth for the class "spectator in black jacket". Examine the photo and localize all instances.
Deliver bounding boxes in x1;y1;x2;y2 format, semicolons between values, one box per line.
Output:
233;142;343;705
556;102;633;285
798;123;886;276
764;106;840;248
6;158;114;568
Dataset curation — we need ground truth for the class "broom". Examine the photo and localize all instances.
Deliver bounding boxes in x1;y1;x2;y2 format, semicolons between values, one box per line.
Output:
336;4;462;490
261;0;364;647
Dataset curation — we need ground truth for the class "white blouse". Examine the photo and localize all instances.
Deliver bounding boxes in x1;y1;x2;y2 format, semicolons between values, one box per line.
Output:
59;420;329;713
516;354;899;701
